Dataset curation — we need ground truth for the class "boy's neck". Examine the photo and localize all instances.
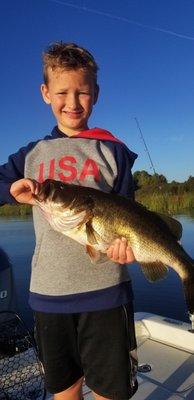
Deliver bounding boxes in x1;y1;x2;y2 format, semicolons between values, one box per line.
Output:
57;124;89;137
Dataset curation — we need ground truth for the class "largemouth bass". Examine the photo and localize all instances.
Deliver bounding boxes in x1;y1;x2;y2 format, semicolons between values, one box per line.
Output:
34;179;194;320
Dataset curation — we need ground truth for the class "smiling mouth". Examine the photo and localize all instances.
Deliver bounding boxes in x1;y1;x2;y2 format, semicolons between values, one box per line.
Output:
63;111;83;118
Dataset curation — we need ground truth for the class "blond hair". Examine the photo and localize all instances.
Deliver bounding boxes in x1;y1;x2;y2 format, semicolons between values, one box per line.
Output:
43;42;99;85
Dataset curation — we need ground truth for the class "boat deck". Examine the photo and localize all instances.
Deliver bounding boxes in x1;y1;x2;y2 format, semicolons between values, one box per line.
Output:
133;337;194;399
132;313;194;399
47;342;194;399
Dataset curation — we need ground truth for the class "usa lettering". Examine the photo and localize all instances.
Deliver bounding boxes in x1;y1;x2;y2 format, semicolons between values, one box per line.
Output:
38;156;100;183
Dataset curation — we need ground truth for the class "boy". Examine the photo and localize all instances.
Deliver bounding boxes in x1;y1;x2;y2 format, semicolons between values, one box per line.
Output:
0;42;138;400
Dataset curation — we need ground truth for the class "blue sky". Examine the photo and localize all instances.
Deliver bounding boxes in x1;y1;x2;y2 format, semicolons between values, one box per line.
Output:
1;0;194;182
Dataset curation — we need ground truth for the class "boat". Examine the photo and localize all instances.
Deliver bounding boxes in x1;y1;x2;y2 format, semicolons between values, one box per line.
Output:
0;311;46;400
132;312;194;399
0;248;46;400
0;248;16;313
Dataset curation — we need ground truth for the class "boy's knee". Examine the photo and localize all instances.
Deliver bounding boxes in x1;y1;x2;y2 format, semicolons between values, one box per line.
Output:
54;376;84;400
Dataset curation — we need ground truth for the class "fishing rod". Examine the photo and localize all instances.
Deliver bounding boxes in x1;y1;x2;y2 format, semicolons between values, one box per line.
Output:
134;117;157;175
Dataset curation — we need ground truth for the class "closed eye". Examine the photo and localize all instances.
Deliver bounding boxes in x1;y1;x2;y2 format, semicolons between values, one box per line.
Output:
79;92;91;95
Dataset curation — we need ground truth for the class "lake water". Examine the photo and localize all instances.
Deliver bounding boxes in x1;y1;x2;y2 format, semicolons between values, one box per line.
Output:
0;212;194;330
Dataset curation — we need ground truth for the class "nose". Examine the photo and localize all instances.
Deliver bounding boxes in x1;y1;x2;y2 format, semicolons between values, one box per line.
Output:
66;93;80;110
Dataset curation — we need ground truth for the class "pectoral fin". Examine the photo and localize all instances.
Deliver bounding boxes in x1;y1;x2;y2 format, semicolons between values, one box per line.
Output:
140;262;169;282
85;221;98;245
86;245;108;264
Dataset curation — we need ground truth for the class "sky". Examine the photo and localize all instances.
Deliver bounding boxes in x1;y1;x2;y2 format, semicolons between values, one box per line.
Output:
1;0;194;182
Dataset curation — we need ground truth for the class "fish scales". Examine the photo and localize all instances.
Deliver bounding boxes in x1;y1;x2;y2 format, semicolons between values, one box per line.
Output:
91;196;190;275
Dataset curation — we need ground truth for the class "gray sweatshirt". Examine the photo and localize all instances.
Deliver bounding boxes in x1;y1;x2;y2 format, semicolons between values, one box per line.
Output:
0;126;137;313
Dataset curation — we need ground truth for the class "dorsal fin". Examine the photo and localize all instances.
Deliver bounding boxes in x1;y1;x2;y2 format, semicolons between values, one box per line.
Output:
156;213;182;241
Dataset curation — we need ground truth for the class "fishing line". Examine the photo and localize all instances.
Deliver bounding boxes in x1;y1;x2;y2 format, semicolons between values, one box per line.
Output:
134;117;157;175
49;0;194;42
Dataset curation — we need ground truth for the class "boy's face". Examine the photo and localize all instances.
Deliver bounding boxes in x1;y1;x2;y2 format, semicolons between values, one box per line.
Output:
41;67;99;136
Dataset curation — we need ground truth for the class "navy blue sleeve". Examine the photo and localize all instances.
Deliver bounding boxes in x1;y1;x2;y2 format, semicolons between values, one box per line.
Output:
107;142;137;200
0;141;38;205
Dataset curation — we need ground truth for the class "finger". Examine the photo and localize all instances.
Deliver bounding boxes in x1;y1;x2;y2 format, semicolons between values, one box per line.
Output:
111;239;120;261
107;240;119;260
33;181;40;195
23;179;36;193
114;238;127;264
126;246;135;263
106;245;114;259
22;179;39;205
32;180;40;195
26;179;41;196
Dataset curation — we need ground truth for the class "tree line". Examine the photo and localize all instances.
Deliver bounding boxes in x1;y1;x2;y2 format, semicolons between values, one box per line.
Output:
134;171;194;213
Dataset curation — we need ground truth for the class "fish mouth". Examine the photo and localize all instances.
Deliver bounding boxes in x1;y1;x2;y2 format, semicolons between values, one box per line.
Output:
35;180;64;203
33;180;65;219
34;180;75;216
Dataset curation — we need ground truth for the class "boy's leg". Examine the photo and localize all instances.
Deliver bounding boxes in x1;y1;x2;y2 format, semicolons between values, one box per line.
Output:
53;376;84;400
78;302;138;400
92;392;111;400
34;311;84;396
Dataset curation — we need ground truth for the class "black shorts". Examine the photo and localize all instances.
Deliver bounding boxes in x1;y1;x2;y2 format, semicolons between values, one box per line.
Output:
34;302;138;399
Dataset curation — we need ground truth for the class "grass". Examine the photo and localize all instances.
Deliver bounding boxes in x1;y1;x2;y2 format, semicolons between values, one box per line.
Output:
135;192;194;214
0;204;32;216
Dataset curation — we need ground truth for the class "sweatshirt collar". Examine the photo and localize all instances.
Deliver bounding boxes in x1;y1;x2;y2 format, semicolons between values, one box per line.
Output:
51;126;123;143
50;126;138;165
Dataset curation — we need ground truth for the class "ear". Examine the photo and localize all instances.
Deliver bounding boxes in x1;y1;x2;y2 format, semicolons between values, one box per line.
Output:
40;84;51;105
93;84;99;105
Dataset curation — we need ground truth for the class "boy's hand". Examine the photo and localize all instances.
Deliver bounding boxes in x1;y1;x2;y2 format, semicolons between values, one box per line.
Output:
107;238;135;264
10;178;39;205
